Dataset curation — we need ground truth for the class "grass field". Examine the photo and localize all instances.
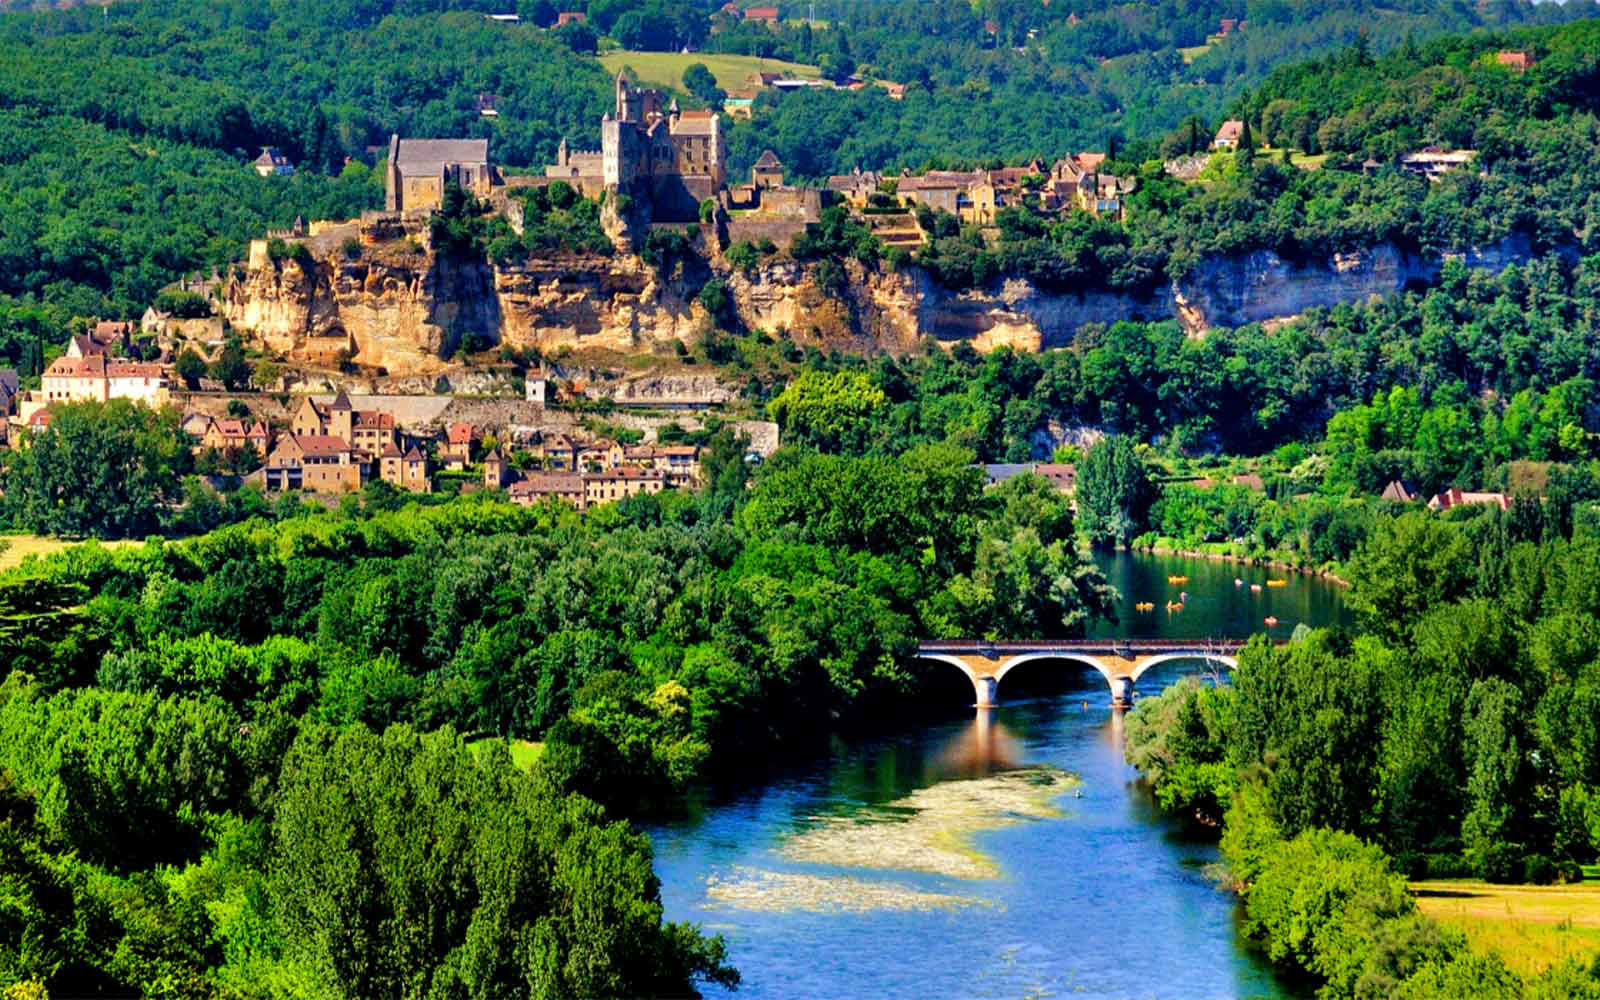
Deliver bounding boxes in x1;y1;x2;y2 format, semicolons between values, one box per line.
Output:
0;534;138;573
598;50;819;92
467;737;544;771
1411;879;1600;977
1178;44;1210;64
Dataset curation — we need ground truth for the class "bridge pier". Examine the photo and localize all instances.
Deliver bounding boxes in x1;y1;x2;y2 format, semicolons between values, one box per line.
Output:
1109;676;1134;708
973;675;998;708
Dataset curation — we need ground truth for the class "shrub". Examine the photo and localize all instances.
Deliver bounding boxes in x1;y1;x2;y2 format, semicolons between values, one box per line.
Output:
340;236;362;260
1522;853;1557;885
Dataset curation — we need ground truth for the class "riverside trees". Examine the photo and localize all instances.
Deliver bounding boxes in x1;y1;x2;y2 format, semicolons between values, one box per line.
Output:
1124;506;1600;996
0;443;1111;994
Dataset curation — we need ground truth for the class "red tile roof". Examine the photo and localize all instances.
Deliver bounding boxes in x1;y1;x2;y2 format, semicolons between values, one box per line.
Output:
294;434;352;457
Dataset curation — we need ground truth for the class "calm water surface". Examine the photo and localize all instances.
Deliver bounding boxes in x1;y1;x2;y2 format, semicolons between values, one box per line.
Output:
650;553;1349;999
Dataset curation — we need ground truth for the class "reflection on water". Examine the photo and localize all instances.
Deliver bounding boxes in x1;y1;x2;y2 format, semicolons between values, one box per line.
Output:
650;553;1334;999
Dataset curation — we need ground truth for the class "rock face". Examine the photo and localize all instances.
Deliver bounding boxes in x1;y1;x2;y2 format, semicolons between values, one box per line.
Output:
225;236;1537;375
225;247;707;375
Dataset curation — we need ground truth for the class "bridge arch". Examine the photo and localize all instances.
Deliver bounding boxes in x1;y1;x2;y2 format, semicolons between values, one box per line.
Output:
993;652;1115;690
915;653;998;707
1128;653;1237;684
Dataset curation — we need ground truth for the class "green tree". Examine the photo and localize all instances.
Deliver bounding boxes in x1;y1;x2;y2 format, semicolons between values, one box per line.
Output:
766;371;888;454
682;63;724;106
4;400;187;538
175;350;207;390
269;723;737;997
1075;435;1154;547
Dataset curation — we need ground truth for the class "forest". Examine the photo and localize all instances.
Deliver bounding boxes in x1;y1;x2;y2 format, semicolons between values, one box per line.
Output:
0;434;1113;994
1123;506;1600;998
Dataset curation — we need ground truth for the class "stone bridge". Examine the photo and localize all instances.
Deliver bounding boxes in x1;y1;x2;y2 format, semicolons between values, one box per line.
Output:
917;639;1248;709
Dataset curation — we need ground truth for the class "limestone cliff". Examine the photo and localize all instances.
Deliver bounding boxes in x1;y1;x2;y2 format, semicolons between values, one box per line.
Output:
225;245;708;374
225;235;1536;375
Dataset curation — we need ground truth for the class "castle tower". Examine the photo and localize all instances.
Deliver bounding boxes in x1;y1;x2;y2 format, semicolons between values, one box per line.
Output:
615;71;631;121
557;137;568;167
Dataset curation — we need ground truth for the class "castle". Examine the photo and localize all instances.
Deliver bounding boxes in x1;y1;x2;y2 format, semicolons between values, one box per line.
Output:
545;73;726;222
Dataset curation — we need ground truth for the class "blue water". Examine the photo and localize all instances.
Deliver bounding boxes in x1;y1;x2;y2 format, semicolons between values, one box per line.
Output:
650;554;1346;999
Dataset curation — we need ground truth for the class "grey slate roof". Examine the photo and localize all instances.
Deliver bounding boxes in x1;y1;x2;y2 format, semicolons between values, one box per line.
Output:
394;138;490;173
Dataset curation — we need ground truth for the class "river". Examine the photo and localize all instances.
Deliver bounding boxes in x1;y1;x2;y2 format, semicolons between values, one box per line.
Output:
650;552;1351;999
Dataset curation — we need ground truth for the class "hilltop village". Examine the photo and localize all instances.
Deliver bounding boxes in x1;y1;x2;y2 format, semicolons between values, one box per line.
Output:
0;53;1502;506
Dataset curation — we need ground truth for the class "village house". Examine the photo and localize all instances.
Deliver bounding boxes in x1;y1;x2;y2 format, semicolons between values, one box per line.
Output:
981;463;1076;496
555;10;586;26
68;321;134;358
1381;480;1419;503
291;392;396;455
201;417;273;455
540;433;578;470
509;471;586;508
1428;487;1512;512
623;444;703;487
484;448;509;489
40;356;168;407
253;147;295;177
384;135;498;214
1213;120;1245;149
379;444;432;493
583;466;666;506
743;5;779;25
724;91;758;119
262;434;366;493
0;368;19;418
1400;148;1476;181
443;421;475;469
577;438;624;471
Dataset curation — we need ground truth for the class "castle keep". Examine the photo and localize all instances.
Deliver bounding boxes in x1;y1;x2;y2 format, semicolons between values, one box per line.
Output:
545;74;726;223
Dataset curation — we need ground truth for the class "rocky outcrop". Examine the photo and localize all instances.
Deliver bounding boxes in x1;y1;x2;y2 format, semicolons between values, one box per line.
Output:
1171;235;1534;332
225;234;1539;376
224;246;709;375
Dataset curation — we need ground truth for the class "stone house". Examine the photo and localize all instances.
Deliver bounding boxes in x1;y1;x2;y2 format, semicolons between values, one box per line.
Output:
384;135;497;214
443;421;475;469
509;472;586;508
41;356;168;407
1496;50;1535;72
624;444;702;486
292;392;395;455
1428;487;1511;512
1213;120;1245;149
583;466;666;506
743;6;779;25
484;448;508;489
578;439;623;471
201;418;272;455
1380;480;1419;503
253;147;295;177
262;434;366;493
540;434;577;470
379;444;432;493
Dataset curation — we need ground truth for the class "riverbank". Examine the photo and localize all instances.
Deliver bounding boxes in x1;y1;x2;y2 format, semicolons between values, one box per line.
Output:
1133;539;1350;587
